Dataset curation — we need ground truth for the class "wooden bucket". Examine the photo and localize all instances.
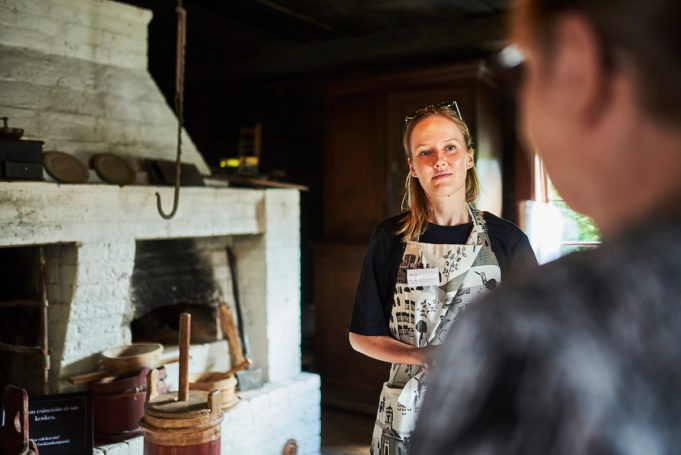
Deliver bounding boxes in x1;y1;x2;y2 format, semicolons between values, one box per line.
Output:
140;386;222;454
101;342;163;376
189;373;238;410
140;313;222;455
90;367;167;443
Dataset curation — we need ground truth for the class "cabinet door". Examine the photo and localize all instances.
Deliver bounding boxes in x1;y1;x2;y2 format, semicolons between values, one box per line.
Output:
314;244;390;414
323;94;387;242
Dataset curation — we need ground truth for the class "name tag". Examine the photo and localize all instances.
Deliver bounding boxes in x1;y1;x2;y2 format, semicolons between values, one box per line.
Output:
406;268;440;287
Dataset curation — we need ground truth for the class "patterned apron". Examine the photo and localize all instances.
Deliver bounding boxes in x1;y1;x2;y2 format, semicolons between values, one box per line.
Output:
370;205;501;455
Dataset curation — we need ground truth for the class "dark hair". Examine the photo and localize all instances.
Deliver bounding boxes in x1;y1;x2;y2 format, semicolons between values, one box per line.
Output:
513;0;681;122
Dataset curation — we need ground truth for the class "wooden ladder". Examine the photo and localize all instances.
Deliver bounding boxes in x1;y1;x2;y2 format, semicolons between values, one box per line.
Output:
0;246;51;395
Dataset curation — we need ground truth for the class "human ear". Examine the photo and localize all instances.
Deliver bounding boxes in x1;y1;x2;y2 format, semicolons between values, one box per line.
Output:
465;150;475;169
552;14;610;125
408;157;418;177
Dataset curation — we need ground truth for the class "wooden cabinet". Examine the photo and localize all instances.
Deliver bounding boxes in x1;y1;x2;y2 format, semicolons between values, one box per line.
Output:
315;61;514;413
314;243;390;414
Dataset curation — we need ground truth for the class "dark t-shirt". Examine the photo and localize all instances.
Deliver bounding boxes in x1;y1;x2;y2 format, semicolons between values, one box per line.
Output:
349;211;538;336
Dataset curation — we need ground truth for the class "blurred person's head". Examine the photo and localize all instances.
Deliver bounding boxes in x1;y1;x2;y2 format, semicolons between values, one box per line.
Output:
512;0;681;234
400;104;479;241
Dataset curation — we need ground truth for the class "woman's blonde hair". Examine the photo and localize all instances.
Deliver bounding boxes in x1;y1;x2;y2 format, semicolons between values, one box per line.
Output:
397;104;479;242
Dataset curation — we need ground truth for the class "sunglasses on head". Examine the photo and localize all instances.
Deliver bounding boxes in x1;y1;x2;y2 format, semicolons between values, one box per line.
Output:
404;100;464;125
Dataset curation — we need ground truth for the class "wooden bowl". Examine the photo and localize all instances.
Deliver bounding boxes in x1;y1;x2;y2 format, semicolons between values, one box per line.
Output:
101;343;163;376
189;372;238;410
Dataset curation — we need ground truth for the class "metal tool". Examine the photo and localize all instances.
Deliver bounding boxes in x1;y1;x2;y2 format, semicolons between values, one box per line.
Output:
226;247;263;390
155;0;186;219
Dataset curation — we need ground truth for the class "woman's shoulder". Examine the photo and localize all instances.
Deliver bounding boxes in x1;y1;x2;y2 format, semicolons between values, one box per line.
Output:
481;211;529;241
363;213;407;264
374;212;408;238
481;211;538;269
365;213;408;255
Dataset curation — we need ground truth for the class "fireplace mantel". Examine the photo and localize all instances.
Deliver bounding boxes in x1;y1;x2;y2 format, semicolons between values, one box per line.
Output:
0;182;275;245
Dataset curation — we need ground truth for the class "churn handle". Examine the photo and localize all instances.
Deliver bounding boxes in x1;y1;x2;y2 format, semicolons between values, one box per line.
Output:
146;369;159;402
179;312;191;401
207;389;221;415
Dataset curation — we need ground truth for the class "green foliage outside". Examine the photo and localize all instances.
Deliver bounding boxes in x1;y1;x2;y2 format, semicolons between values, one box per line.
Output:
554;201;601;242
549;183;601;255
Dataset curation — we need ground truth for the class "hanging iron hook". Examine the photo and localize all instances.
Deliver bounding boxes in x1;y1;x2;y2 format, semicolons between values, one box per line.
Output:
156;0;186;219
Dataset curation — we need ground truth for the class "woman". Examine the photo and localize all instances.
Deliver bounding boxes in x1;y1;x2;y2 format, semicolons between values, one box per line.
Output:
348;102;537;454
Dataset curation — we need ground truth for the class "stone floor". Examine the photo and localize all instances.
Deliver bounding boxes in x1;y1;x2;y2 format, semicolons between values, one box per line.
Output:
320;406;374;455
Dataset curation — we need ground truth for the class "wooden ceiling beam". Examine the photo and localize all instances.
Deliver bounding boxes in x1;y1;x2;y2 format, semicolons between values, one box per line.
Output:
205;14;509;80
254;0;338;33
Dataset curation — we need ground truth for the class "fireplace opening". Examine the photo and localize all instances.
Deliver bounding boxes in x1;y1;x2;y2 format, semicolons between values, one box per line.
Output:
129;237;235;346
131;303;217;345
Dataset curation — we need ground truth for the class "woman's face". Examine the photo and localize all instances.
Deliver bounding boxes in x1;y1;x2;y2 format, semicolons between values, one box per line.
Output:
408;115;474;202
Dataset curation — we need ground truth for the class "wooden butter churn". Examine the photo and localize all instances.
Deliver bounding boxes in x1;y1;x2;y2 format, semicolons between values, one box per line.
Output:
140;313;223;454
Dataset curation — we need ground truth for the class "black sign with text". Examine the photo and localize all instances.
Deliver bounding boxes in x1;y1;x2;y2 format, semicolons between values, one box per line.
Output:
28;391;93;455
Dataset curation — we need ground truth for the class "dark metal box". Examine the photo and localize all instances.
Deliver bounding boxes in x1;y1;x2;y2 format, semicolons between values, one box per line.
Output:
4;161;44;180
0;139;44;163
0;140;44;180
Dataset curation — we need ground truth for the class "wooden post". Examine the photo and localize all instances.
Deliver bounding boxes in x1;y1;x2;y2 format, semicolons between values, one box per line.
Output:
39;246;50;395
178;312;190;401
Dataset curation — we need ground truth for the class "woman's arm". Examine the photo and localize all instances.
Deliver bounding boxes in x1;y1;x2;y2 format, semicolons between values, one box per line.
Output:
349;332;437;371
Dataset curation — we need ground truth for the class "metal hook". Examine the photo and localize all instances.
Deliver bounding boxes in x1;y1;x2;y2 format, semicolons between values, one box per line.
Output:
156;0;186;220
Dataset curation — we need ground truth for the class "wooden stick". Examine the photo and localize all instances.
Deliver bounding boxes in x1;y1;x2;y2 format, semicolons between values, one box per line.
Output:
68;356;181;385
178;312;191;401
68;370;110;385
218;303;246;366
224;358;251;378
39;246;50;395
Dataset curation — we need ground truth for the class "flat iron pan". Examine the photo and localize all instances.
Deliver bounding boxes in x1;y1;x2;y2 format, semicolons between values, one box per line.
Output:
43;151;89;183
91;153;135;185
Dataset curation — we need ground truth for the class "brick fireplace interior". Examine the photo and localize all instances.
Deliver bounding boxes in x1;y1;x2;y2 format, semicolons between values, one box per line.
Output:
129;237;232;345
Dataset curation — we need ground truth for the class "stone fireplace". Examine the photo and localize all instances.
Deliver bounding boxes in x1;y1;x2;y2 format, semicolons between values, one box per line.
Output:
0;0;321;453
0;184;320;453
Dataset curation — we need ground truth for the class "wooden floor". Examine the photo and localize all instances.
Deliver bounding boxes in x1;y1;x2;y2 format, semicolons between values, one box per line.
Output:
321;406;375;455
